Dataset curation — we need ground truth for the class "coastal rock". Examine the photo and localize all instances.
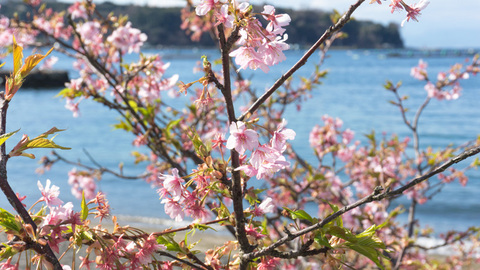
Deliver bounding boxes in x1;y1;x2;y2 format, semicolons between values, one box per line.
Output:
0;70;69;89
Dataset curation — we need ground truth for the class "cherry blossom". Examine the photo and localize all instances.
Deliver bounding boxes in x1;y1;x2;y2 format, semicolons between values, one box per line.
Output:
229;46;270;73
271;119;296;151
195;0;219;16
389;0;404;13
411;59;428;80
402;0;430;26
37;179;63;207
215;4;234;28
161;198;185;221
159;168;185;200
262;5;291;35
226;121;259;154
107;22;147;54
68;2;88;20
67;168;97;200
254;197;275;216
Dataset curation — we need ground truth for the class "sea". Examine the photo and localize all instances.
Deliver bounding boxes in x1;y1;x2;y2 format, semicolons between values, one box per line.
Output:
1;47;479;238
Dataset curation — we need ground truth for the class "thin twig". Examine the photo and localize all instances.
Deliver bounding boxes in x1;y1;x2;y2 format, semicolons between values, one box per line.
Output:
238;0;366;122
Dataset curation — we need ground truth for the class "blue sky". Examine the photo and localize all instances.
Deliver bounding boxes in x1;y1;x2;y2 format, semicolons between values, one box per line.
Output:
63;0;480;48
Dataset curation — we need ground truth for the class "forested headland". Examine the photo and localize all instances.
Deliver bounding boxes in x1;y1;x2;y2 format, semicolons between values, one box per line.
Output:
1;1;404;48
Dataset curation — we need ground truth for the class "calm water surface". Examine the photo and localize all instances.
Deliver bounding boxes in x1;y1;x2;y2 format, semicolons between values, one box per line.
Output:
2;48;480;233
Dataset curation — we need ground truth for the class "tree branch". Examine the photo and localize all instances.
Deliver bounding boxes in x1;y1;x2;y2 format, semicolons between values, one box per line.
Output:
243;144;480;261
238;0;366;122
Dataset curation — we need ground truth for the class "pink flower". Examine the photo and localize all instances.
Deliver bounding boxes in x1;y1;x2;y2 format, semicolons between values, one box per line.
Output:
39;56;58;71
262;5;291;35
65;98;81;118
107;22;147;54
195;0;218;16
161;198;184;221
258;34;290;66
226;121;259;154
250;145;280;169
389;0;404;13
245;224;265;241
401;0;430;27
229;46;270;73
68;169;97;200
424;82;461;100
68;2;88;20
76;21;101;45
236;164;258;177
271;119;296;152
212;133;227;149
337;145;356;162
159;168;185;200
254;197;275;216
135;234;166;265
255;156;290;179
411;59;428;80
342;128;355;144
257;257;280;270
37;179;63;207
215;4;234;28
186;203;210;222
43;202;75;226
0;258;19;269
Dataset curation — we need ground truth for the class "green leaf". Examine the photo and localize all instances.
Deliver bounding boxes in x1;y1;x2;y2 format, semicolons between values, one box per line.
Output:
55;88;83;98
327;225;356;243
314;232;332;248
0;208;21;232
383;80;393;90
112;120;133;132
192;223;215;232
347;243;385;270
81;191;88;221
327;224;387;269
282;208;314;222
291;210;314;222
25;138;70;150
0;129;19;146
187;127;210;158
127;100;139;112
0;244;17;260
164;118;182;140
157;234;183;252
323;200;343;227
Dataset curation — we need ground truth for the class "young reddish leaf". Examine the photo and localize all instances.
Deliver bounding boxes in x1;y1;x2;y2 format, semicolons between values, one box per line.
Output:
19;47;54;78
12;36;23;76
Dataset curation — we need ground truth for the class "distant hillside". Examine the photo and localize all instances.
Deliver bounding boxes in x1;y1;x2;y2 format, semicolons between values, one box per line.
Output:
0;1;403;48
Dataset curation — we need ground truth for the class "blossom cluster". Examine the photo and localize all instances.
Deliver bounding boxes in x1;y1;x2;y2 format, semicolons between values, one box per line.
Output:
411;58;473;100
195;1;291;73
230;119;296;180
372;0;430;26
0;179;174;269
157;168;211;222
68;168;97;200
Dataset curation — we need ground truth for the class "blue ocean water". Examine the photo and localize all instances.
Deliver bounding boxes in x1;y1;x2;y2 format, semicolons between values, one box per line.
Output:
1;48;479;233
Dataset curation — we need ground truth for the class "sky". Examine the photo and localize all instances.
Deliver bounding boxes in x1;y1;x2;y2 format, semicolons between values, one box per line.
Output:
62;0;480;48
